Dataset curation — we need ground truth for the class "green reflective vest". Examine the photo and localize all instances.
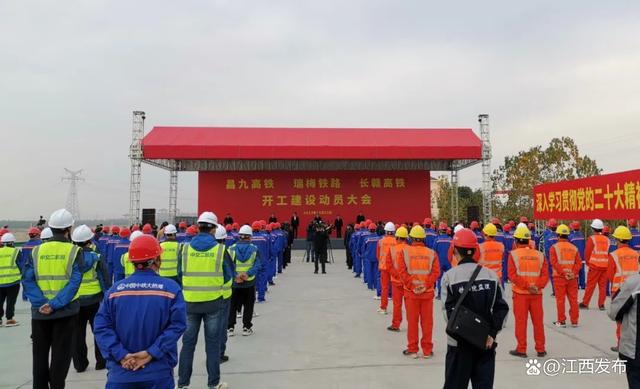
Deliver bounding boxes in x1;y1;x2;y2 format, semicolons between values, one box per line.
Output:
219;244;232;299
32;242;80;301
228;244;257;282
159;241;179;278
121;253;136;277
181;244;225;302
0;246;21;285
75;253;102;299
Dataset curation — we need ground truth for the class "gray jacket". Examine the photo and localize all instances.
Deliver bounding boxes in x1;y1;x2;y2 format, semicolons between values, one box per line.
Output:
608;273;640;365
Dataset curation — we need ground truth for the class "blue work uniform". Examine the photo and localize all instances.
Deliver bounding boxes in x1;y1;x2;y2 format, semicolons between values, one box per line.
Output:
111;239;130;282
363;234;382;292
19;238;42;300
358;230;374;286
474;230;485;244
350;229;364;277
94;270;186;389
630;227;640;252
251;232;270;302
433;233;452;298
425;228;438;250
569;230;586;289
502;232;515;283
542;229;559;294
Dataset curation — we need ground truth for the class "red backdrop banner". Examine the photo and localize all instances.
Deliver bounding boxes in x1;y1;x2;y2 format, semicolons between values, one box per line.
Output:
198;171;431;235
533;169;640;220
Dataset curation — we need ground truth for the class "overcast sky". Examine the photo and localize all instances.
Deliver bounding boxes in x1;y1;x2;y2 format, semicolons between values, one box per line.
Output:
1;1;639;220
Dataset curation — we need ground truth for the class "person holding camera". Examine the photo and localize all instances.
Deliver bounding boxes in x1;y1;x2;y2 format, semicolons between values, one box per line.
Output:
442;228;509;389
313;223;331;274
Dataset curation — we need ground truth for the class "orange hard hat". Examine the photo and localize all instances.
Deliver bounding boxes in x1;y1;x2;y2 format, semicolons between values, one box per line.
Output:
547;218;558;228
453;228;478;249
629;218;638;228
28;227;40;236
128;235;162;262
119;228;131;238
179;221;187;229
368;223;377;231
142;224;153;233
470;221;479;229
111;225;121;234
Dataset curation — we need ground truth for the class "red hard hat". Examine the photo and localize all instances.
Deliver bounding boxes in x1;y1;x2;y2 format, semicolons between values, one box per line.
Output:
252;221;262;231
142;223;153;233
547;218;558;228
629;218;638;228
508;220;515;226
28;227;40;236
423;218;432;226
232;222;240;230
275;222;281;229
179;221;187;229
446;227;452;235
259;220;267;227
102;226;110;234
491;217;501;225
470;221;479;229
225;224;232;232
503;224;512;232
570;221;581;230
128;235;162;262
368;223;377;231
111;225;121;234
520;216;529;223
603;225;611;234
186;226;197;235
265;224;272;232
453;228;478;249
365;219;372;225
438;222;448;231
119;228;131;238
131;224;140;232
359;222;366;228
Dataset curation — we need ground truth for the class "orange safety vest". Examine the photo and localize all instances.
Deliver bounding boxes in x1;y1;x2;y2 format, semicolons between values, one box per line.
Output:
552;241;578;277
589;234;610;269
389;242;408;284
478;240;504;279
377;236;396;271
511;247;545;295
610;247;639;293
402;245;437;292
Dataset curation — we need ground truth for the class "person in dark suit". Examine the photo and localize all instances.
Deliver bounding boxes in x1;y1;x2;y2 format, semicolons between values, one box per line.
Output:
290;212;300;239
223;213;234;225
334;215;344;238
268;214;277;223
356;212;366;224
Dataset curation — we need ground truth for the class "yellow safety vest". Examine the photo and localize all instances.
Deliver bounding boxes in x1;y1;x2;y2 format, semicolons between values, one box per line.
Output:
32;242;80;301
75;252;102;299
159;241;179;278
121;253;136;277
219;244;232;299
0;246;21;285
229;244;257;282
181;244;225;302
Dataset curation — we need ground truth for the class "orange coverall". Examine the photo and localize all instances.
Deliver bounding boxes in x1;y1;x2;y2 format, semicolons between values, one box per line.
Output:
549;240;582;325
386;240;409;329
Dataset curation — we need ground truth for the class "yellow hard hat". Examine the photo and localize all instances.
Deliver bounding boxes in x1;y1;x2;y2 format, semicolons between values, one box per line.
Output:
395;226;409;239
409;225;426;239
482;223;497;237
556;224;570;236
613;226;633;241
513;225;532;240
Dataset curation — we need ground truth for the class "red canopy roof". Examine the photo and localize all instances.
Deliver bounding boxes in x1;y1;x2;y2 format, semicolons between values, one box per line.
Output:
142;127;481;160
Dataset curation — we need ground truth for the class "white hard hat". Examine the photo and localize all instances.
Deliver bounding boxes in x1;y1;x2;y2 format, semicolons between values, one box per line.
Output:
384;222;396;232
71;225;94;243
215;225;227;240
453;224;464;234
591;219;604;230
198;211;218;225
130;231;144;241
239;225;253;236
41;227;53;240
517;222;528;230
49;208;74;229
164;224;177;234
1;233;16;243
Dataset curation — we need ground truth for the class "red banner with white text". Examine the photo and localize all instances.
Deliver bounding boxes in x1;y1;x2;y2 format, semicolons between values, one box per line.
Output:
198;171;430;236
533;169;640;220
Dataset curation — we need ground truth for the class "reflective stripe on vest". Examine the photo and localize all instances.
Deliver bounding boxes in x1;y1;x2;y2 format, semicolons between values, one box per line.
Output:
611;247;640;292
32;242;79;301
0;247;21;284
229;244;257;282
402;246;436;292
589;235;610;267
75;255;102;298
218;244;232;299
552;241;578;277
478;241;503;278
181;244;225;302
511;248;544;294
159;241;179;277
377;237;395;270
121;253;136;277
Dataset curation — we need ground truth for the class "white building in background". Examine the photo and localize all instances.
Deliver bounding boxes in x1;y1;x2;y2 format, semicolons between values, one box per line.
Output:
430;176;441;219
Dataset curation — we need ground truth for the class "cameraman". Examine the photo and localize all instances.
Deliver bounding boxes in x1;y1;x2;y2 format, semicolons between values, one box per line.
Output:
441;228;509;389
313;222;331;274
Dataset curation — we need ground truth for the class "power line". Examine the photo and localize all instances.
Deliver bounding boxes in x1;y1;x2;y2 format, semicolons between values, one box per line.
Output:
61;168;84;220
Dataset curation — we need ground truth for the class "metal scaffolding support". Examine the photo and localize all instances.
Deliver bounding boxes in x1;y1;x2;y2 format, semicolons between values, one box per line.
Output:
169;169;178;223
129;111;145;225
62;169;84;220
479;114;493;223
450;169;459;224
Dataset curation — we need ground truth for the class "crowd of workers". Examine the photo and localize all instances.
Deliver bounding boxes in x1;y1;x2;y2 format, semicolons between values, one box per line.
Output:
345;216;640;388
0;209;294;389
